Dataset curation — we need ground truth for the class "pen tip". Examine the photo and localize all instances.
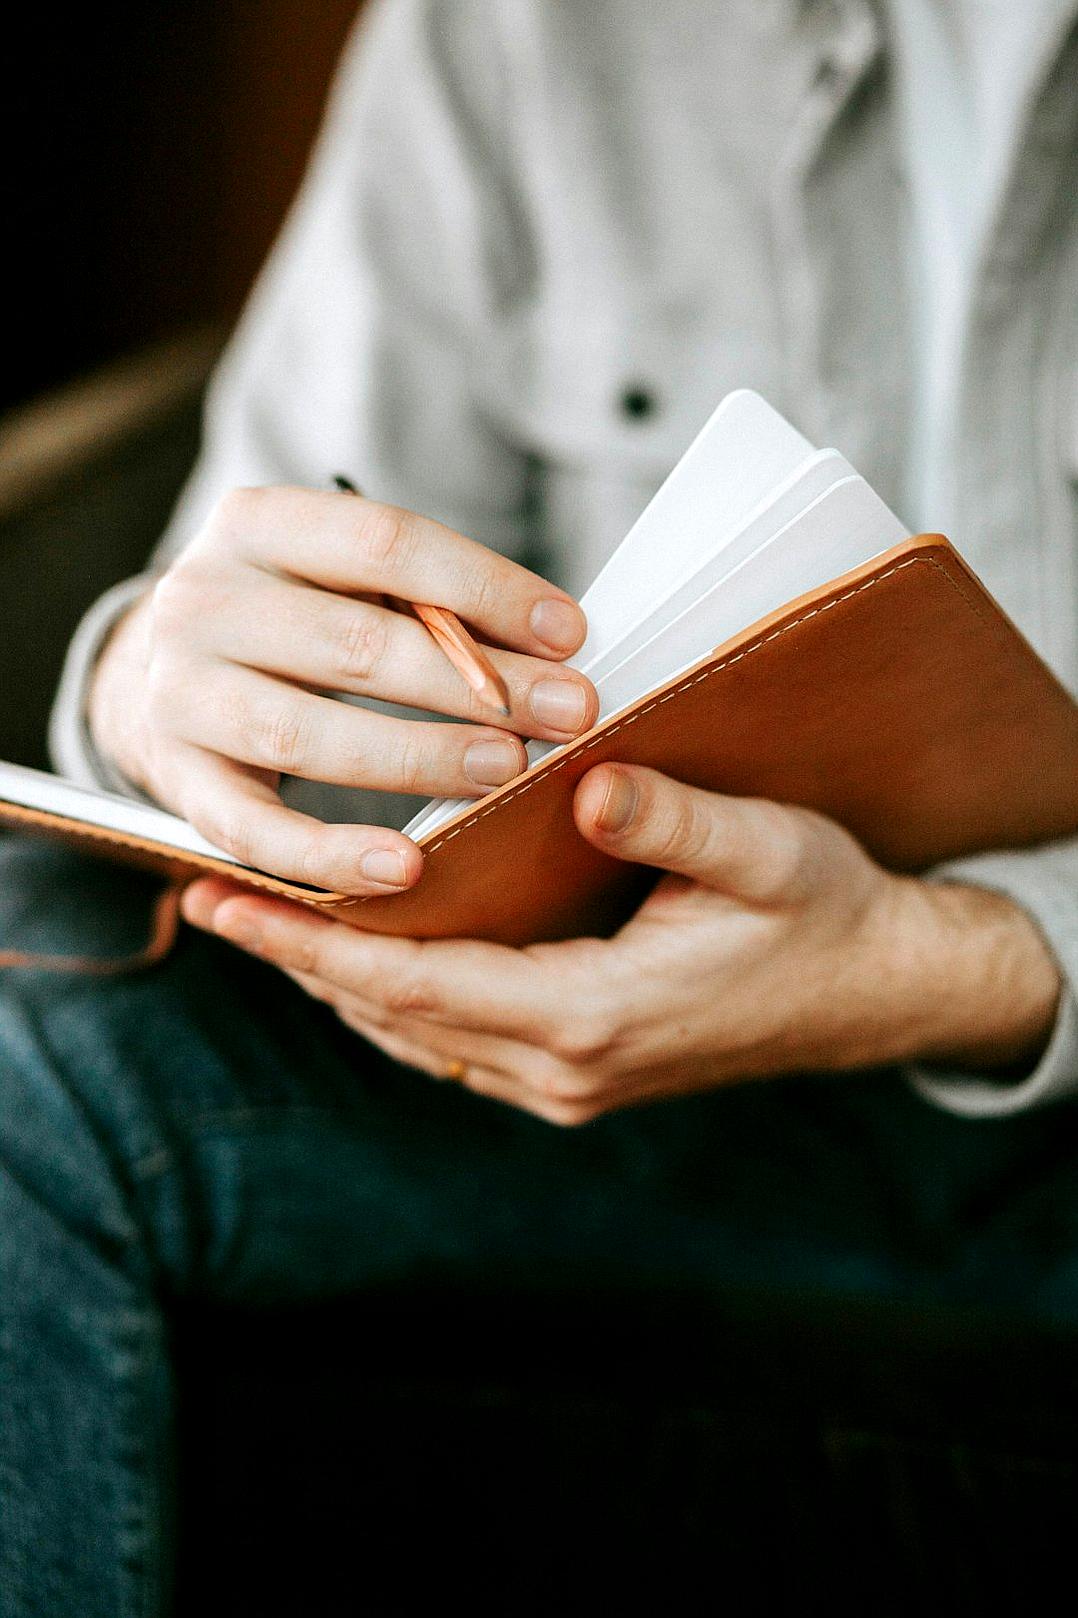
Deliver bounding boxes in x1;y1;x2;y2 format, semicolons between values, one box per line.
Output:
497;702;512;718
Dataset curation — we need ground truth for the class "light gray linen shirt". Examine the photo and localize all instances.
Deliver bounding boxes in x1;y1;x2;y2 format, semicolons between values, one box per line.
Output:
50;0;1078;1114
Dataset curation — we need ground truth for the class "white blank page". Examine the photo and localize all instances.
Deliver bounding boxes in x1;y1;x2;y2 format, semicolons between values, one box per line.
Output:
407;391;816;840
0;761;241;865
575;389;814;666
580;448;853;689
413;475;906;841
585;474;906;721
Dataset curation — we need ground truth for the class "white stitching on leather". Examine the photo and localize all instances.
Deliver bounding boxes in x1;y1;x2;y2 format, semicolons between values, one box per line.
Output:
417;552;1001;862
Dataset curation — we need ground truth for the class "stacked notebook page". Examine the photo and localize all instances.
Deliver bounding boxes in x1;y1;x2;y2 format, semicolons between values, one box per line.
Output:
404;390;905;838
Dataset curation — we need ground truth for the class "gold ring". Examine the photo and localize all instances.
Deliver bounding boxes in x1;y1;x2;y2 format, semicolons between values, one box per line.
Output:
445;1059;467;1082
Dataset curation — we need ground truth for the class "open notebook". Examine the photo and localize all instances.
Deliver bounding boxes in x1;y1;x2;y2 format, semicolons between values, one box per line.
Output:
404;390;903;839
2;390;1076;945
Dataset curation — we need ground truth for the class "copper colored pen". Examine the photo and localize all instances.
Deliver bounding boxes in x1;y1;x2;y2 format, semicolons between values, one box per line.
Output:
332;476;512;717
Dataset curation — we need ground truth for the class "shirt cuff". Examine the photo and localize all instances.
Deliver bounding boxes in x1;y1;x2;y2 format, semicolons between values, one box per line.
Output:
909;989;1078;1118
47;574;157;798
903;841;1078;1118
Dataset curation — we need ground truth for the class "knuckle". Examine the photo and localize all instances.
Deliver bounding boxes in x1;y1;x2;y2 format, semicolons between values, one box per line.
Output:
136;732;171;803
144;651;206;738
671;795;716;865
391;729;432;796
530;1054;600;1105
461;557;501;623
291;831;334;890
341;994;387;1030
142;650;180;716
359;504;417;574
149;567;200;640
530;1063;568;1103
769;828;808;893
331;606;387;686
212;485;265;542
543;1096;597;1129
657;791;743;877
336;1002;369;1034
751;802;811;898
284;934;322;977
641;791;704;867
549;1013;617;1065
358;1004;390;1031
254;705;312;773
191;800;258;869
383;973;441;1019
291;970;332;1005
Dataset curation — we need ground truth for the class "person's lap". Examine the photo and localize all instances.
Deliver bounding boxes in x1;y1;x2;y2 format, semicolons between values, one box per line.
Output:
8;832;1078;1613
3;832;1078;1321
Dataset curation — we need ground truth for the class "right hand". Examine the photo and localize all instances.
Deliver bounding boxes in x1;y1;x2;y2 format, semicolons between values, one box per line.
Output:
88;485;597;895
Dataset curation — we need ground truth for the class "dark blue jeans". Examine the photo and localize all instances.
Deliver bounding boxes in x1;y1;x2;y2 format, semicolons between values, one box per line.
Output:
3;835;1078;1616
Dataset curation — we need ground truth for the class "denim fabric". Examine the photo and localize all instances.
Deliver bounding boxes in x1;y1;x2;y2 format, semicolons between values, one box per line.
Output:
4;834;1078;1615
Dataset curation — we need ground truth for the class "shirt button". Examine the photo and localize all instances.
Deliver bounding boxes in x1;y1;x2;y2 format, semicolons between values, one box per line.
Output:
619;384;658;421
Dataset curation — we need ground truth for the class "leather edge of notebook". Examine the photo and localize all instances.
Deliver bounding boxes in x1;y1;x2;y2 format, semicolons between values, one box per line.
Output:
402;529;1073;875
0;799;348;907
408;533;964;864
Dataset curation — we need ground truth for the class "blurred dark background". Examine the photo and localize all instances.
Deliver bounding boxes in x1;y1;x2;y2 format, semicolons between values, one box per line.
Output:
0;3;363;766
2;1;360;413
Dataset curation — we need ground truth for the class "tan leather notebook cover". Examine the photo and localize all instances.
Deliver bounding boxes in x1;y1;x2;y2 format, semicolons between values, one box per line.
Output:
3;535;1077;946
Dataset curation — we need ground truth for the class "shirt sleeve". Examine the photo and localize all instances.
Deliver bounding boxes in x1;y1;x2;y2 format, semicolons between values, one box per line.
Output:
908;838;1078;1117
48;0;532;788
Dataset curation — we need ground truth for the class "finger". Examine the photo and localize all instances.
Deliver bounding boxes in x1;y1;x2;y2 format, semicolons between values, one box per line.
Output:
280;968;340;1007
347;1017;492;1085
346;1017;594;1126
340;1004;521;1072
164;661;531;797
186;571;597;742
180;876;242;929
342;1000;550;1080
165;747;422;896
574;765;807;903
213;486;587;658
192;893;576;1042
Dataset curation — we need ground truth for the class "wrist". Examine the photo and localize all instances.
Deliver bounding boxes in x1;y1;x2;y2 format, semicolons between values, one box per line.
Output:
882;876;1062;1073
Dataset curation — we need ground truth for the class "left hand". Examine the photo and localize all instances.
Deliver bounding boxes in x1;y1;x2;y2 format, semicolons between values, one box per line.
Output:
181;765;1061;1126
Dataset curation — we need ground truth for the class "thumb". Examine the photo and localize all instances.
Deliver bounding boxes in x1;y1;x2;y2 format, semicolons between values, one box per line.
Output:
574;764;799;902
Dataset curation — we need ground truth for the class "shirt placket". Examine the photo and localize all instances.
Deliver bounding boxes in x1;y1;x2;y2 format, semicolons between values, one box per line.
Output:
770;0;913;516
956;12;1078;682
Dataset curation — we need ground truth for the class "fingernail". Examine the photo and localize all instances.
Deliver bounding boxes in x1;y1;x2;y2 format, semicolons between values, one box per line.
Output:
361;849;409;888
464;738;522;789
597;770;638;834
529;678;588;735
529;598;585;654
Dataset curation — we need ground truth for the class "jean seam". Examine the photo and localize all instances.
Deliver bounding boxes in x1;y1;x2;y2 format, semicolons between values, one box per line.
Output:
104;1300;172;1618
115;1308;146;1618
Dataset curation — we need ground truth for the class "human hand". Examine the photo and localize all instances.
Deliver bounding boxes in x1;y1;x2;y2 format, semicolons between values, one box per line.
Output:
180;764;1062;1125
88;487;597;895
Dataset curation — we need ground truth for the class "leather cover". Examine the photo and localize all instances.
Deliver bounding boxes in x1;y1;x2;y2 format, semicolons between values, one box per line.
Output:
3;536;1077;946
